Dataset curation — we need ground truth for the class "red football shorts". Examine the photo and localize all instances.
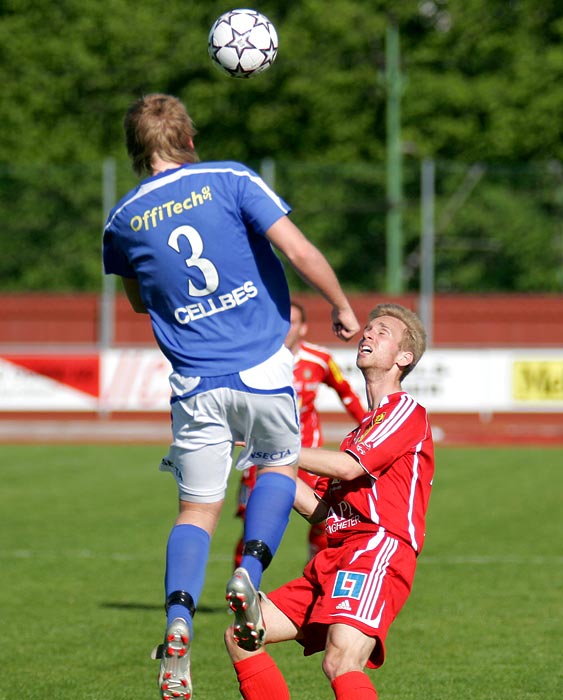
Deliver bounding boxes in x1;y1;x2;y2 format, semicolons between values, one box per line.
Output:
267;530;417;668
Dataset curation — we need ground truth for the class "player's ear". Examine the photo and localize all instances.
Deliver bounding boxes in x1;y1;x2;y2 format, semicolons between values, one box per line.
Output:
396;350;413;371
300;322;308;339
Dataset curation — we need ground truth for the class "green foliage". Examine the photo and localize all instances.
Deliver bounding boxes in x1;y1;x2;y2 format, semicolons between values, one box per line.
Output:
0;0;562;291
0;444;561;699
433;161;563;291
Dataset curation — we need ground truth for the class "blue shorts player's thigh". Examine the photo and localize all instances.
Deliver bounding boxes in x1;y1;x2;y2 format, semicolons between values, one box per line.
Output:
233;392;300;471
160;390;234;503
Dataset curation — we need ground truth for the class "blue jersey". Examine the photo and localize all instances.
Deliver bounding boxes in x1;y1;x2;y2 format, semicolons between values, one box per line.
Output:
103;161;292;376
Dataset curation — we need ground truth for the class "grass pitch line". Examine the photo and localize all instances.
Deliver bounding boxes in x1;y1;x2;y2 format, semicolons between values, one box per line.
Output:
0;548;235;563
421;554;563;565
0;548;561;566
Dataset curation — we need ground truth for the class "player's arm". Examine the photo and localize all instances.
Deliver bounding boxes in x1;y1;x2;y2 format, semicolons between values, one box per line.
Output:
266;216;360;341
298;446;365;481
293;476;329;524
121;276;148;314
325;358;367;423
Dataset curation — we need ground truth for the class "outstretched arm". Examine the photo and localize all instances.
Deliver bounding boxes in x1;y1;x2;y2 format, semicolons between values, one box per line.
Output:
298;447;366;481
266;216;360;341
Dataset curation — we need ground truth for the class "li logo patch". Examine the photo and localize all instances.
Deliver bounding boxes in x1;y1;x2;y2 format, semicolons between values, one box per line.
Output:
332;570;367;600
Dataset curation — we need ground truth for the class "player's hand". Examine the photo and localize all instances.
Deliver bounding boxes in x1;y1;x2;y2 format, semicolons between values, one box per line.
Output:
331;306;360;341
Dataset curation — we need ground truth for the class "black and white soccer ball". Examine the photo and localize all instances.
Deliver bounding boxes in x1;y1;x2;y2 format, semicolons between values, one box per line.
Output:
208;8;278;79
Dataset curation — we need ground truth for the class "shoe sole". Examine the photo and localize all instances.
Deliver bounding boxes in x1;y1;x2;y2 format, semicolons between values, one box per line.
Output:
226;569;265;652
157;619;192;700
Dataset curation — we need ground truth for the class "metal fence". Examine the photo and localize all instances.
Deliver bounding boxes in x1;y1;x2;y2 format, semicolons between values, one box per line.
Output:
1;157;561;298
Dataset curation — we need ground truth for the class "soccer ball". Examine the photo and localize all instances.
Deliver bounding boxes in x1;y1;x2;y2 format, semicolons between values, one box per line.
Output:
208;8;278;79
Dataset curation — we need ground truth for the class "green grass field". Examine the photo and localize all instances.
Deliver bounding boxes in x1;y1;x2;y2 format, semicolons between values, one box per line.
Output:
0;444;561;700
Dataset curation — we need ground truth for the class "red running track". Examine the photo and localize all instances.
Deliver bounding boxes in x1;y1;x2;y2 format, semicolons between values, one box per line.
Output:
0;412;561;446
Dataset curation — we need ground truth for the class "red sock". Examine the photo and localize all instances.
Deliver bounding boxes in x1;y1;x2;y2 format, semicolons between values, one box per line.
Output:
307;522;328;560
331;671;377;700
234;653;290;700
234;536;244;569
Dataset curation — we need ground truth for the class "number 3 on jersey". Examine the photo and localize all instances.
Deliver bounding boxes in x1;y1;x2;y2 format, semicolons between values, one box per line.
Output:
168;225;219;297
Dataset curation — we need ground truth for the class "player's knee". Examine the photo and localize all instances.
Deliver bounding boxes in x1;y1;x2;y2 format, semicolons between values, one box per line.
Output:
322;646;361;681
322;648;344;680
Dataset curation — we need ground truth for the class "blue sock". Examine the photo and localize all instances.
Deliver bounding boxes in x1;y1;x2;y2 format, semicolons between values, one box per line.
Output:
165;523;210;634
241;472;296;589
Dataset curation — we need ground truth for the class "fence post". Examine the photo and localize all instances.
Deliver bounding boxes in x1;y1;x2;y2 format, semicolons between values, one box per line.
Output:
260;157;276;188
99;158;116;416
100;158;116;350
385;20;404;294
420;158;435;347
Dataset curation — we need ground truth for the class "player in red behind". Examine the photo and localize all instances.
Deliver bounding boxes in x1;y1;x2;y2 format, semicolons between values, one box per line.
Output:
234;300;366;566
225;303;434;700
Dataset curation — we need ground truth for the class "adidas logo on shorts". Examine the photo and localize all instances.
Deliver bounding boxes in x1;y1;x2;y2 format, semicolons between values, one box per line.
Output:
335;599;352;611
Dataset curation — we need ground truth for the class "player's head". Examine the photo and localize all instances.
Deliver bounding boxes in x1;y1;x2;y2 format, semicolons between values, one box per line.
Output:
368;303;426;379
285;301;308;353
124;94;199;176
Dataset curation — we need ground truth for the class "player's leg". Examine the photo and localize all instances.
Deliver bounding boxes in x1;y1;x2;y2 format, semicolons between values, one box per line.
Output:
315;535;417;700
238;463;297;586
160;438;232;624
225;596;300;700
226;352;300;651
232;350;300;590
234;465;258;569
156;400;234;700
154;500;222;700
165;499;223;625
331;671;378;700
307;521;328;560
234;535;244;570
323;624;378;700
226;463;297;651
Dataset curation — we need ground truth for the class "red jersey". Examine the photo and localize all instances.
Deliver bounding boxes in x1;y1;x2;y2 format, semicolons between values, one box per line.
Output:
294;341;366;449
235;341;366;521
317;391;434;554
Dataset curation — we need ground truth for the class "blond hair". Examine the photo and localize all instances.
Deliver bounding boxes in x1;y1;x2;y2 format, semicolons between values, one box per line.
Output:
124;94;199;176
369;303;427;378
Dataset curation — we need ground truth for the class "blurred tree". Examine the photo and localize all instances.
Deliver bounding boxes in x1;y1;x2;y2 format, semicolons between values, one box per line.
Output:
0;0;561;291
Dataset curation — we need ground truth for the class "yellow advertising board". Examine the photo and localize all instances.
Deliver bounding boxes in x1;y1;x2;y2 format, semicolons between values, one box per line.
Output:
513;360;563;402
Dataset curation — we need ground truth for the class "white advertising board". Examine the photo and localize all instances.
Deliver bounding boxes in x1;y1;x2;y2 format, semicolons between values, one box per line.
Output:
0;355;98;411
0;347;562;413
314;348;563;413
100;348;172;411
